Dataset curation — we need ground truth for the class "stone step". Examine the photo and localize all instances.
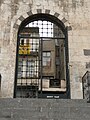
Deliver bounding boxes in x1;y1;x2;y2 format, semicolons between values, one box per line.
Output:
0;99;90;120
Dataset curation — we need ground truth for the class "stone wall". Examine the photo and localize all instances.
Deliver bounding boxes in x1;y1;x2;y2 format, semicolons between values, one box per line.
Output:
0;0;90;98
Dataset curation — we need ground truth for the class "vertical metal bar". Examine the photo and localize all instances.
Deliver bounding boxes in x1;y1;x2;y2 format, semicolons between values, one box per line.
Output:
0;74;1;96
87;72;90;102
82;79;85;99
40;37;43;94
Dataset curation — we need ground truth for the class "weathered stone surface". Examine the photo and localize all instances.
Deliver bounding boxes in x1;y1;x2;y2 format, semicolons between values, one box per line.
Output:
0;0;90;99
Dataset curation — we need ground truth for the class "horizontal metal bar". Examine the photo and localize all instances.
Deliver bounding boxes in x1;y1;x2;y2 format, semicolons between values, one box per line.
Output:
19;36;65;40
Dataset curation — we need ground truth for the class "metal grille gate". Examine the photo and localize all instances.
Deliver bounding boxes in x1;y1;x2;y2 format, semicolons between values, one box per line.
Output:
15;19;69;98
16;36;41;98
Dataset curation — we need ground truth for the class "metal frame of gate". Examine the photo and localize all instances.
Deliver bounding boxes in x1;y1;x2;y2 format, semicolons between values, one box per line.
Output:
14;18;70;99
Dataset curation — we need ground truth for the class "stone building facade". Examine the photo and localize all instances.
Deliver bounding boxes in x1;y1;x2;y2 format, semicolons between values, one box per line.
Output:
0;0;90;99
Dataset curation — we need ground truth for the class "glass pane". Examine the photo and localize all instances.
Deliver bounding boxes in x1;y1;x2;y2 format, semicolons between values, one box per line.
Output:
43;21;47;24
43;52;46;56
47;52;51;56
38;20;42;25
43;61;47;66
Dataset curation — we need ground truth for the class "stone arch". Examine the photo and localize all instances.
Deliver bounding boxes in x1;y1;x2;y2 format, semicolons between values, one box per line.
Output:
13;8;71;99
13;9;72;31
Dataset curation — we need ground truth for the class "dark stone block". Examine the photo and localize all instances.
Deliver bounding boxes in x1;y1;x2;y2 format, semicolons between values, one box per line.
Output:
37;9;42;13
61;18;67;23
45;9;50;14
54;12;60;18
84;49;90;56
13;23;19;29
18;16;25;21
67;26;72;31
27;11;33;16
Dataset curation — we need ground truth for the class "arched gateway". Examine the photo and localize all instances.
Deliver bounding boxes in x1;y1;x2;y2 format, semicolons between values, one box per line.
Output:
14;13;70;98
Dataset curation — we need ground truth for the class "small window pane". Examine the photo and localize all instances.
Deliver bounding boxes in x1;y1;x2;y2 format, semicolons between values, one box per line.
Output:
47;52;50;56
43;52;51;67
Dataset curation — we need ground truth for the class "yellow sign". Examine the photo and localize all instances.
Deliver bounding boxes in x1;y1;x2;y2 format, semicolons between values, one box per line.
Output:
19;45;30;55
